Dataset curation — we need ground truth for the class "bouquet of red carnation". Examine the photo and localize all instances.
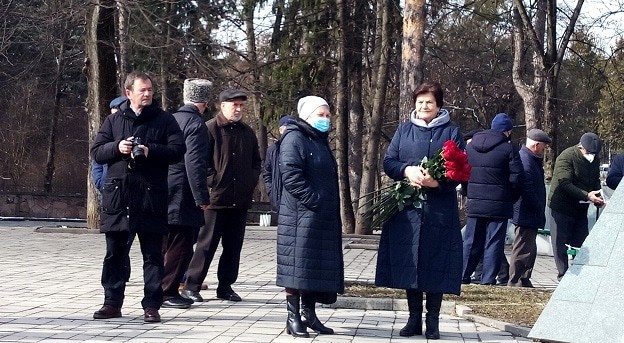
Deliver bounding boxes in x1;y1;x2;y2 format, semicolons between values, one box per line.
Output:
363;140;471;228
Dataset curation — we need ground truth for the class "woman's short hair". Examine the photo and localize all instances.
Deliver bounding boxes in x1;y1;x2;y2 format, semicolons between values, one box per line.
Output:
412;81;444;107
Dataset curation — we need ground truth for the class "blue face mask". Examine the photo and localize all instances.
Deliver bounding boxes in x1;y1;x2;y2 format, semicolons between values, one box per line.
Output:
311;117;331;132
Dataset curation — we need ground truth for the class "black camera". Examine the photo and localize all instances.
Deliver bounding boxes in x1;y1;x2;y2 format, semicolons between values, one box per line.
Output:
131;137;146;163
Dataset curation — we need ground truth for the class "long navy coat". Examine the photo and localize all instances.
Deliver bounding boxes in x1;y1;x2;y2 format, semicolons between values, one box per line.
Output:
375;111;463;295
91;100;185;234
276;119;344;293
167;104;211;227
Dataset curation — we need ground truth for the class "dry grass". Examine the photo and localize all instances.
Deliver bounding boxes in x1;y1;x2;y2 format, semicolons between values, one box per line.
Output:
344;282;553;327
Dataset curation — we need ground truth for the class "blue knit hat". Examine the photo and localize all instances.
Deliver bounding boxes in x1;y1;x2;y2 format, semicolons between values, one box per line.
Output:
279;115;292;127
109;96;127;109
491;113;513;132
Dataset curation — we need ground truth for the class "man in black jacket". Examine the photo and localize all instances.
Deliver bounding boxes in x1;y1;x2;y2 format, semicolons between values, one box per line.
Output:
91;72;185;323
181;89;261;303
462;113;523;285
161;79;213;309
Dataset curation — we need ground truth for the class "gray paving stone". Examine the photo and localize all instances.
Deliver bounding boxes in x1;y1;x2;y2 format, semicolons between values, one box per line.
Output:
0;223;546;342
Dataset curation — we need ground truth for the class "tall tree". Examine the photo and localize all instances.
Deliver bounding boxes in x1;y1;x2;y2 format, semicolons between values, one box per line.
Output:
355;0;393;235
85;0;118;229
598;40;624;152
512;0;585;176
335;0;356;232
398;0;426;117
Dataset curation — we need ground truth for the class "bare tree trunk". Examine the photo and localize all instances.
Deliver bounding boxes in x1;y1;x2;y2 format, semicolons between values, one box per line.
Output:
398;0;426;119
116;0;128;90
335;0;355;233
85;0;118;229
511;6;543;130
243;0;269;201
355;0;391;235
159;1;172;111
511;0;584;179
347;0;364;211
43;38;65;193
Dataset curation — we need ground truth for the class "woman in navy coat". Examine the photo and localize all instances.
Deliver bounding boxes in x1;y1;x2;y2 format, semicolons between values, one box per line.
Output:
375;82;464;340
276;96;344;337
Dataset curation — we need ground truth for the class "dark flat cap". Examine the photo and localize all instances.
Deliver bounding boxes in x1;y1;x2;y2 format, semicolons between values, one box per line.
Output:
580;132;602;154
219;89;247;102
527;128;551;144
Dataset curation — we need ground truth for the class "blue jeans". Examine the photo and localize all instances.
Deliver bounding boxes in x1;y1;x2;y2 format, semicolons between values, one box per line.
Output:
462;217;508;285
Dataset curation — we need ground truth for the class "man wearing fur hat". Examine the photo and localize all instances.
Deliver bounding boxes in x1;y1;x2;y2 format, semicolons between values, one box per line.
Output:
181;88;261;303
462;113;523;285
161;79;213;309
549;132;605;280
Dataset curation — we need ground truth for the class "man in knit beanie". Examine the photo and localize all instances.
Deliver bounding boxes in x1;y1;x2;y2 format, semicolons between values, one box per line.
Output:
462;113;523;285
162;78;213;309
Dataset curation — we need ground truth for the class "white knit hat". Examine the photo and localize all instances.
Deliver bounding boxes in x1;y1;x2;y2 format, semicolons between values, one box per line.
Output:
183;78;213;103
297;96;329;120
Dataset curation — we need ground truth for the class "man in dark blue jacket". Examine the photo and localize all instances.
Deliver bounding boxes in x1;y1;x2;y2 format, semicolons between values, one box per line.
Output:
161;79;212;309
462;113;523;285
508;129;551;287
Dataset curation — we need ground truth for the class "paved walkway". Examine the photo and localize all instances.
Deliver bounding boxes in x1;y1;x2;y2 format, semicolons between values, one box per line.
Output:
0;220;557;342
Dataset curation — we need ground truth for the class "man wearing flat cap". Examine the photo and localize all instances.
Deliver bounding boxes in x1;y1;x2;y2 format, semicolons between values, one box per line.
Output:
508;129;551;287
181;88;261;303
549;132;605;280
462;113;523;285
161;79;213;309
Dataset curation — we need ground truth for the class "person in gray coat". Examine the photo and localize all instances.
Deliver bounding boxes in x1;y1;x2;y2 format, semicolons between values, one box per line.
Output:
276;96;344;337
161;79;212;309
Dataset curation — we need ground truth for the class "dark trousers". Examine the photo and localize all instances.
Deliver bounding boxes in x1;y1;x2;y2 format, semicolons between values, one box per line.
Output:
462;217;508;285
102;231;164;309
508;226;538;286
184;208;247;292
162;225;199;297
472;253;509;284
551;210;588;280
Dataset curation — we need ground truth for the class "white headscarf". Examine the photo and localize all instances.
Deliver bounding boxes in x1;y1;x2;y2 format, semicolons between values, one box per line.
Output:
297;96;329;120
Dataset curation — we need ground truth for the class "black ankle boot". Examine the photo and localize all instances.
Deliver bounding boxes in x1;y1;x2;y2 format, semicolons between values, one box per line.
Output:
399;289;422;336
425;292;442;340
286;295;309;337
301;293;334;334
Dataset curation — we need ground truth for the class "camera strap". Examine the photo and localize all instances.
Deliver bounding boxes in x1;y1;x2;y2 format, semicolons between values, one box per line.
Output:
133;125;147;142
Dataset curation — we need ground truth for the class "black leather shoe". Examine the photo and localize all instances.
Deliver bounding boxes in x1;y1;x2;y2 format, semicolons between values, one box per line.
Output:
143;308;161;323
216;288;241;302
180;289;204;302
93;305;121;319
162;295;192;309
